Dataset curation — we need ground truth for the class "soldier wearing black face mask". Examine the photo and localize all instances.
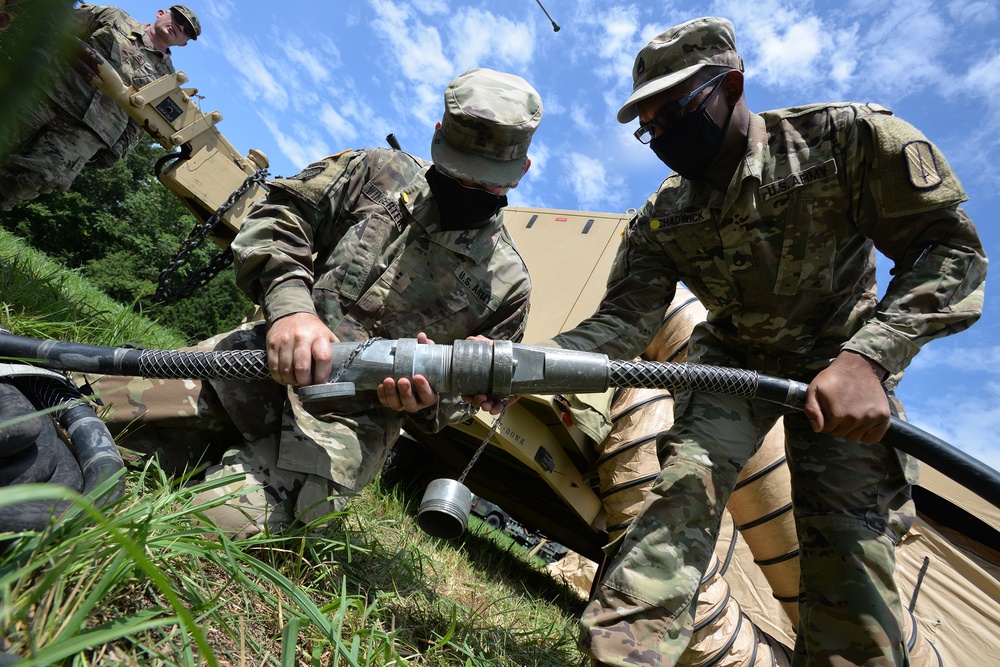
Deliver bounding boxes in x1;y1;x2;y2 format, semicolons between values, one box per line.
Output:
536;15;986;667
424;165;508;230
638;70;733;181
79;68;543;537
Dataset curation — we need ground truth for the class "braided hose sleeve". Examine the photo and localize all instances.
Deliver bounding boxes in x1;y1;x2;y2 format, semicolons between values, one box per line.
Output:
4;332;998;508
136;349;269;380
609;359;808;408
0;332;269;380
609;358;1000;508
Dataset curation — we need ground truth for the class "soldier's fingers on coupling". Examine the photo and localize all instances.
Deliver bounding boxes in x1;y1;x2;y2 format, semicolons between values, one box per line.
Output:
376;383;394;409
380;380;406;411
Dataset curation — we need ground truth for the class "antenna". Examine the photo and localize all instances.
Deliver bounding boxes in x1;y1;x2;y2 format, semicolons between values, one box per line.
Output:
534;0;560;32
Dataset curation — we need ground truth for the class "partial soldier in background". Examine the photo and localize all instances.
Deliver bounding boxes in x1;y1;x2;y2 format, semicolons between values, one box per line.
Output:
78;68;542;536
523;16;986;667
0;4;200;210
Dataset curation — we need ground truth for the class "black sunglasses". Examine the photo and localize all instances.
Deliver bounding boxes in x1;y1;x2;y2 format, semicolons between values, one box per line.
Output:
170;9;195;40
633;71;729;144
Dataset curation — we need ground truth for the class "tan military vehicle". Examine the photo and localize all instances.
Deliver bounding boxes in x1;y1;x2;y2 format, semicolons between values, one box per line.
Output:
74;49;1000;666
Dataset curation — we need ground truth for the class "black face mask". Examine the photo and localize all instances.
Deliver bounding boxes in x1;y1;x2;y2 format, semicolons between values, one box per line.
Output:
425;166;507;231
649;83;732;180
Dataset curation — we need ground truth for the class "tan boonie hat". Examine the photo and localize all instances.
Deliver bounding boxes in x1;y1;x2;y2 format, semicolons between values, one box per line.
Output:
431;68;542;188
617;16;743;123
170;4;201;40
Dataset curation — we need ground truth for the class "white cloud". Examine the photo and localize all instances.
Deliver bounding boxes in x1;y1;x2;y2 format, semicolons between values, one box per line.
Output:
754;16;826;78
204;0;234;23
369;0;454;128
259;114;331;168
446;8;535;71
279;34;340;85
903;383;1000;474
412;0;449;15
215;33;289;110
562;151;626;211
318;105;359;145
369;0;452;86
570;106;596;134
587;5;642;84
526;140;550;182
896;340;1000;472
948;0;999;24
906;342;1000;375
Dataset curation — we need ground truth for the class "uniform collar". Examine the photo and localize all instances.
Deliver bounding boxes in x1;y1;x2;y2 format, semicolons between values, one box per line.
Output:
701;113;769;213
135;23;170;55
742;112;769;183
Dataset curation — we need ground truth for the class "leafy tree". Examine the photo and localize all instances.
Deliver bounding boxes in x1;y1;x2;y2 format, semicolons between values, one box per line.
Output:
0;140;252;342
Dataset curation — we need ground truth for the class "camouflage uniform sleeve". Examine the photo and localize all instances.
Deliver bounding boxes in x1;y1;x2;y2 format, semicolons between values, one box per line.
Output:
71;4;107;35
841;110;988;374
547;209;676;359
231;151;368;323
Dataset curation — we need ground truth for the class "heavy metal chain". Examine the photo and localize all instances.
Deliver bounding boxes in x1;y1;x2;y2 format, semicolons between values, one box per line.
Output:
331;337;381;383
153;167;270;305
457;398;508;484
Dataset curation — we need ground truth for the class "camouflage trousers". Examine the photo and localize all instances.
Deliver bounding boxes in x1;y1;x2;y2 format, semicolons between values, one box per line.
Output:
78;322;407;535
580;389;916;667
0;97;106;210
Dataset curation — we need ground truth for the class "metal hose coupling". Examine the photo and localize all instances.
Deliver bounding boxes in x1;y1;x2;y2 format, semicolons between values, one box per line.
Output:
297;339;613;403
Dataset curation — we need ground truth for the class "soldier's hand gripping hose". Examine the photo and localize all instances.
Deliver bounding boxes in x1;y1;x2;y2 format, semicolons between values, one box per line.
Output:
2;332;998;509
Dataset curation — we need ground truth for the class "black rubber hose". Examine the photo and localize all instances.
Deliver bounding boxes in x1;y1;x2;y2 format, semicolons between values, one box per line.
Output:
0;332;267;380
0;374;124;532
610;362;1000;508
3;332;998;509
0;410;57;485
0;436;83;532
17;375;124;503
0;428;56;486
753;374;1000;510
0;381;43;455
153;142;192;177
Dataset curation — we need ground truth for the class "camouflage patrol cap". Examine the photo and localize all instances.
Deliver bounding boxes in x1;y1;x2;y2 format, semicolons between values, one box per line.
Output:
170;4;200;40
431;68;542;188
617;17;743;123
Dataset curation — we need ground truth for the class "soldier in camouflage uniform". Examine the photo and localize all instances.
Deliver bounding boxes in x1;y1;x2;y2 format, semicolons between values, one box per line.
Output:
0;4;200;210
81;68;542;536
540;17;986;667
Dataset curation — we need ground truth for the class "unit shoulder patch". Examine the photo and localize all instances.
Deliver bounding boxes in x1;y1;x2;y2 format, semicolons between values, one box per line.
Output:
862;113;967;218
902;140;943;190
288;165;324;181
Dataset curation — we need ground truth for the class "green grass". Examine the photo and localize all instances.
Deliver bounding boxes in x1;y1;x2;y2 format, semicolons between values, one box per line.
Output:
0;231;588;666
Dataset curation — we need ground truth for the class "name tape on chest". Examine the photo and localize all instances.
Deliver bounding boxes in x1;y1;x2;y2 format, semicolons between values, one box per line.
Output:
455;267;492;306
759;159;838;202
362;182;404;227
649;209;709;230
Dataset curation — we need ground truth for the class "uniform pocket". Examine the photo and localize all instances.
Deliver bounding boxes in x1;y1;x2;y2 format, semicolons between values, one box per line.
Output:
773;192;840;296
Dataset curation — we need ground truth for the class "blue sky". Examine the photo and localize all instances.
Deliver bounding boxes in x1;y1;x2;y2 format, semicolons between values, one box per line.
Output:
113;0;999;471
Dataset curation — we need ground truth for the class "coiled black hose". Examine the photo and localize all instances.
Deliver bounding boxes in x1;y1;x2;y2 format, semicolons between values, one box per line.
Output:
0;367;124;532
